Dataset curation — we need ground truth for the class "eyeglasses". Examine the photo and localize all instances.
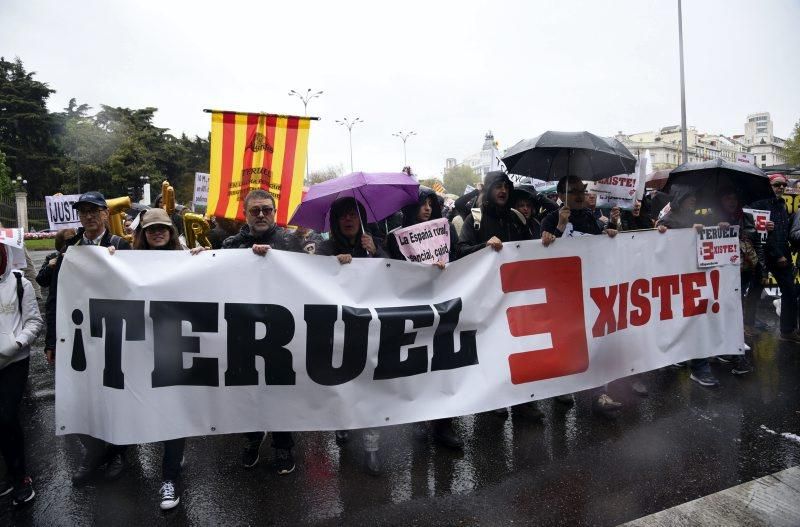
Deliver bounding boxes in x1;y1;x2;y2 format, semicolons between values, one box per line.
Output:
77;207;103;217
772;182;787;188
248;206;275;217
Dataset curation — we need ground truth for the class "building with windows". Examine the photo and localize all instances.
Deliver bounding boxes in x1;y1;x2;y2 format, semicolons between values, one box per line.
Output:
443;131;501;180
742;112;788;168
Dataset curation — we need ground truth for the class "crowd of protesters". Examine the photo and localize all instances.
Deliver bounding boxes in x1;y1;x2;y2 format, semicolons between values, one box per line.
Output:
0;168;795;512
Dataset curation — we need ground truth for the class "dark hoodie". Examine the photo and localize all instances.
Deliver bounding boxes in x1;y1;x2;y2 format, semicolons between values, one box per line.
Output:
388;187;459;262
457;171;532;258
316;198;387;258
656;184;704;230
512;184;559;239
222;223;302;251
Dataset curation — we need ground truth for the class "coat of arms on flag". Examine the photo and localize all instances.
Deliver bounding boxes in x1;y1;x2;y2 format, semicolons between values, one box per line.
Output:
205;110;315;225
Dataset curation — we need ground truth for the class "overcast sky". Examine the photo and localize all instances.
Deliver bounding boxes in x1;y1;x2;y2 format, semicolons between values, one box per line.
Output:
3;0;799;180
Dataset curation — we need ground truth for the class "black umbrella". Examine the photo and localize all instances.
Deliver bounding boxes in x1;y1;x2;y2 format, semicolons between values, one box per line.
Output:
663;159;772;207
502;131;637;182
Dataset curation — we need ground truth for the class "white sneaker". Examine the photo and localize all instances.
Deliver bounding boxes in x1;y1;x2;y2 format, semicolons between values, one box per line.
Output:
159;480;180;511
743;343;751;351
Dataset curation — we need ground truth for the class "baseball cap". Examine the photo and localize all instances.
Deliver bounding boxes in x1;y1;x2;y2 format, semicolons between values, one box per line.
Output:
140;208;174;229
72;191;107;209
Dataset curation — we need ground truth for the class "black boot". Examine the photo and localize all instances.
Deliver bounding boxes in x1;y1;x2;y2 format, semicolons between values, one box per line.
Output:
432;419;464;450
104;452;128;481
364;450;381;476
335;430;350;445
72;452;103;486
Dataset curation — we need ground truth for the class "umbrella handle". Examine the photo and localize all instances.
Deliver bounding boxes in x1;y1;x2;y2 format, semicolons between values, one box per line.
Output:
358;207;372;258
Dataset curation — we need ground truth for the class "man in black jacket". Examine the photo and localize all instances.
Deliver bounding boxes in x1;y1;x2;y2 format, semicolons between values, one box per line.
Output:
222;189;302;475
43;191;132;485
541;176;622;417
746;173;799;342
457;171;532;258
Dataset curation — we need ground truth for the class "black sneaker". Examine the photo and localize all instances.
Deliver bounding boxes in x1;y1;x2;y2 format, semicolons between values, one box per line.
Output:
716;355;732;364
690;372;720;387
335;430;350;445
158;480;180;511
274;449;295;475
241;435;264;468
432;420;464;449
554;394;575;405
732;358;752;375
0;479;13;497
12;477;35;507
517;402;545;420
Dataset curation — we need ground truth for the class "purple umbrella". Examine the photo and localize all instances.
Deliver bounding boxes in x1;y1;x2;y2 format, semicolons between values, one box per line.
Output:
289;172;420;232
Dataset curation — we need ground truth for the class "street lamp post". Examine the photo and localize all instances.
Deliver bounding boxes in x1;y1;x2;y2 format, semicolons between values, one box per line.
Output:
677;0;688;164
335;117;364;173
289;89;323;181
392;131;417;167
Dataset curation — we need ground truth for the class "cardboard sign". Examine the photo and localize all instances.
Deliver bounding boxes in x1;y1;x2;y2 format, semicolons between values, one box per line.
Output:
45;194;82;230
587;173;640;210
392;218;451;264
193;172;210;210
742;208;770;243
696;226;740;268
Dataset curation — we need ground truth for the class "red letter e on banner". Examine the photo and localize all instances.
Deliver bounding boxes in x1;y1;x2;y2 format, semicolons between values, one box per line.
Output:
500;257;589;385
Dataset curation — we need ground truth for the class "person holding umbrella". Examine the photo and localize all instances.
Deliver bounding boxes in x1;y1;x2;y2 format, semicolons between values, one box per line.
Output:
511;184;559;238
540;176;622;416
316;197;387;475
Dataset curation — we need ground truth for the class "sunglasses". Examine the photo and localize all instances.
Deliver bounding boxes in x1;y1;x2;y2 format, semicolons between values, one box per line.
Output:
772;182;787;188
248;206;275;217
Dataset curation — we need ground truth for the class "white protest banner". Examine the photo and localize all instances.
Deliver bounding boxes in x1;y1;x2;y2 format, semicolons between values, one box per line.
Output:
45;194;82;230
587;173;640;210
635;150;651;201
736;152;756;165
56;229;743;444
0;228;28;269
696;226;740;268
742;208;770;243
463;185;476;195
192;172;210;210
392;218;451;264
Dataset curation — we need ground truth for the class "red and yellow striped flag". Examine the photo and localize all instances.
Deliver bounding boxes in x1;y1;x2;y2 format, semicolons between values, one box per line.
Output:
206;111;311;225
432;181;445;194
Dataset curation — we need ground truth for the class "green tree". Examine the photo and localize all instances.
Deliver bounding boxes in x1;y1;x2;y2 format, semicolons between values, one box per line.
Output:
785;119;800;166
418;178;440;189
0;149;13;196
443;165;479;196
0;57;63;198
306;164;343;185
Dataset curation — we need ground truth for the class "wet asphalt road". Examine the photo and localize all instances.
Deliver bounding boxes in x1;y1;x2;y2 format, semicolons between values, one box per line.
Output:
1;252;799;526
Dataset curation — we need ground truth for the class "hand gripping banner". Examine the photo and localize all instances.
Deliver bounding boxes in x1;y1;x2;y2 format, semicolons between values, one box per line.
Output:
55;229;743;444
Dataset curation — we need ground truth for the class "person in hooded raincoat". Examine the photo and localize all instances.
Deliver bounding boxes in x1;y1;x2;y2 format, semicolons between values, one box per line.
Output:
316;197;387;476
457;171;532;259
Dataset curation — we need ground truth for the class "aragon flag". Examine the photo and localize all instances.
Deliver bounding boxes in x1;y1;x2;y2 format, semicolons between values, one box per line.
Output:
206;111;311;225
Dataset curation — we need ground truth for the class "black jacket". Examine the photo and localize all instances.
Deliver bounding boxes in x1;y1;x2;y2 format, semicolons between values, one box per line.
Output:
388;187;459;262
36;251;59;288
656;185;704;230
750;195;792;261
457;171;532;257
222;224;302;252
541;208;606;237
45;229;131;351
316;200;387;258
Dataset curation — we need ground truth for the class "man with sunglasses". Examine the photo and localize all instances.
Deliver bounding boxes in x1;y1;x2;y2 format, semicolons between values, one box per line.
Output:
42;191;132;485
222;188;303;475
746;174;799;342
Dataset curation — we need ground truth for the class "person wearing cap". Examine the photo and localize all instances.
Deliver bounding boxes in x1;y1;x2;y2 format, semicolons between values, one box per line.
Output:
221;188;303;476
107;207;202;510
745;174;798;342
42;191;132;486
